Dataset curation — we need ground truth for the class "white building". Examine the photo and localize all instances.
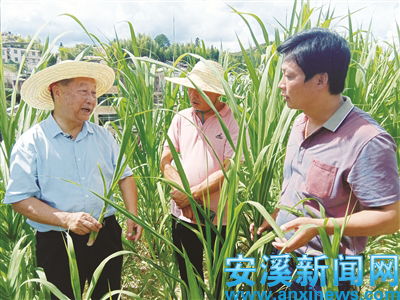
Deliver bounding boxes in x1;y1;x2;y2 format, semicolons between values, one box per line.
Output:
2;41;41;72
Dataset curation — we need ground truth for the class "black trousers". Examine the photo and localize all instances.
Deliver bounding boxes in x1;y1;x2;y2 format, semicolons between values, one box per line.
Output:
36;215;123;300
172;216;226;299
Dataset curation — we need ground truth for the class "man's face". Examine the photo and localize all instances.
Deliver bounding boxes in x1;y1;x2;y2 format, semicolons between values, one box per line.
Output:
188;88;220;111
278;59;316;111
54;77;97;123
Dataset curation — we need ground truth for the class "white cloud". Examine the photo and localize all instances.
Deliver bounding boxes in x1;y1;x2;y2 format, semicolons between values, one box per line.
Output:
1;0;399;52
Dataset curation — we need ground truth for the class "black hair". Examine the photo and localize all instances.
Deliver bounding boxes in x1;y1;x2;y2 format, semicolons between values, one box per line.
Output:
277;28;350;94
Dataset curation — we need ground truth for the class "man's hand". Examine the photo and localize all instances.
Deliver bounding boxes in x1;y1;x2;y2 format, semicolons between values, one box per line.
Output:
272;217;319;253
171;188;190;208
249;209;279;240
249;219;272;240
64;212;102;235
126;219;142;242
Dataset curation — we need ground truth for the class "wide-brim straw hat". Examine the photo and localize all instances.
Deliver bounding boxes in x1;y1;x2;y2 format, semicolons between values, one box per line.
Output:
20;60;115;110
165;60;226;95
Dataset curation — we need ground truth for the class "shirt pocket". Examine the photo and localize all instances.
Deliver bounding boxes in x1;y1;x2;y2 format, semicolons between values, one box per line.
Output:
305;159;338;199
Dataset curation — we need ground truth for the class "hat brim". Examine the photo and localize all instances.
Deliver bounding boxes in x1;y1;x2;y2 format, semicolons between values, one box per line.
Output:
21;61;115;110
165;76;225;96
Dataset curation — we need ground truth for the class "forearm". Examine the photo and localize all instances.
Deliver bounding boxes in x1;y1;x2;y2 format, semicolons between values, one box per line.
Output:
304;203;400;236
12;197;69;229
163;164;183;187
160;149;183;187
273;203;399;253
192;159;231;202
192;169;224;202
119;176;138;216
119;176;143;241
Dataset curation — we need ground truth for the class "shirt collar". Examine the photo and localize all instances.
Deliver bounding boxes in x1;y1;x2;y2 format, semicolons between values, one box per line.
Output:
44;114;64;138
83;121;94;135
191;103;230;119
44;114;94;139
76;121;94;141
322;96;354;132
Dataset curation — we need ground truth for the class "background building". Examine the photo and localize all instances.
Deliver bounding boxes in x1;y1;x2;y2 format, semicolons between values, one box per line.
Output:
2;32;42;89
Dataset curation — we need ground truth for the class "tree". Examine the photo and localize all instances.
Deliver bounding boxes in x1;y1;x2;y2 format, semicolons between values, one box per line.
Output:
210;46;219;61
58;43;93;60
195;37;200;47
47;54;58;66
154;34;170;48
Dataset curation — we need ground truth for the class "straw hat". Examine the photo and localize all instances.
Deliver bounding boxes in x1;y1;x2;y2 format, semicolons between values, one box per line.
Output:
20;61;115;110
165;60;225;95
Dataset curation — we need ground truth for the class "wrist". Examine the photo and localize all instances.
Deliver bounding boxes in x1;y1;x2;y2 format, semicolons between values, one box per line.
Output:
191;186;200;201
56;211;70;229
123;200;137;214
127;208;138;216
312;218;334;235
323;217;337;235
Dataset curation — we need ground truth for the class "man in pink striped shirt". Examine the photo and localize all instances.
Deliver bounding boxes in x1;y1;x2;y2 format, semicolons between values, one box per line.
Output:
161;60;239;297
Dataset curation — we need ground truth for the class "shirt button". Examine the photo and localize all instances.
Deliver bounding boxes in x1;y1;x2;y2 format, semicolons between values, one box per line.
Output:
77;158;81;161
85;195;89;198
81;177;85;180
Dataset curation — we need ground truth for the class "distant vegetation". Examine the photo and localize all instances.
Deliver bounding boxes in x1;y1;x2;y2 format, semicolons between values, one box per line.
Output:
58;33;220;64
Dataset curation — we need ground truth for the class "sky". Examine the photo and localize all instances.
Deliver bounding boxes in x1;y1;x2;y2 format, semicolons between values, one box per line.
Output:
1;0;399;52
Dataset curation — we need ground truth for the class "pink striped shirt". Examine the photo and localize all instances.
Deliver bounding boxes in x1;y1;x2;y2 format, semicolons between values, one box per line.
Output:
165;104;239;225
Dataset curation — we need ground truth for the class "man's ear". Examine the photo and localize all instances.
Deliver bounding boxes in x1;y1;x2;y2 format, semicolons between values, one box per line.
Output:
51;83;62;100
319;73;328;85
315;73;328;89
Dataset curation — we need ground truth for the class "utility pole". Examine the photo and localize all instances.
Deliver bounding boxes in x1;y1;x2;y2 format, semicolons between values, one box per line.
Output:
172;14;175;62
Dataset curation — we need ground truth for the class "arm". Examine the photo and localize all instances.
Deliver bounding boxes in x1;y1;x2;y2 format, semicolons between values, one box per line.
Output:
12;197;102;235
167;158;230;220
274;133;400;252
160;148;193;219
322;202;399;236
119;176;142;242
160;149;183;186
162;149;230;208
191;159;230;203
272;201;400;252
